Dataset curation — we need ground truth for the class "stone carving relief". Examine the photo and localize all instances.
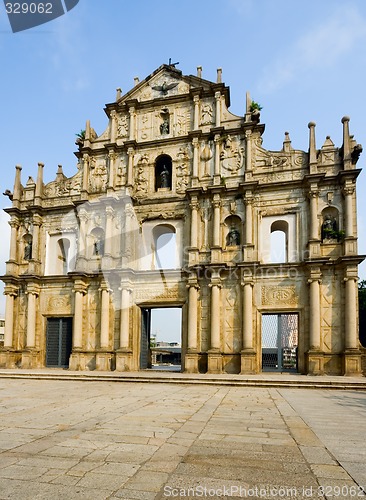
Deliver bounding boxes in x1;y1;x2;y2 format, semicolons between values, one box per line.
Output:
201;103;213;126
47;295;71;313
89;158;108;193
220;135;244;174
134;285;181;302
44;172;82;198
150;76;179;97
134;154;149;196
261;286;297;306
176;147;190;193
117;115;129;139
174;107;188;136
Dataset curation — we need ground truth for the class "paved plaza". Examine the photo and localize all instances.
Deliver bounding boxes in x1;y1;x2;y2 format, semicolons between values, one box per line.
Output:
0;378;365;499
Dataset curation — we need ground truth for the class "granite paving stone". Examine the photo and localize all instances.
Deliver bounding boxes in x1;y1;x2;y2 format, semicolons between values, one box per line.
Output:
0;378;365;499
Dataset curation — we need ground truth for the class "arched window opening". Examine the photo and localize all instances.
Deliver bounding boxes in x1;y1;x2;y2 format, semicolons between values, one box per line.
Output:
153;224;176;269
270;221;288;263
224;215;241;247
155;155;172;191
91;227;105;257
57;238;70;274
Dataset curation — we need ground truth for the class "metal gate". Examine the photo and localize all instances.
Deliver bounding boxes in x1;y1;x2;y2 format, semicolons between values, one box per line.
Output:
46;318;72;368
140;308;151;369
262;314;298;371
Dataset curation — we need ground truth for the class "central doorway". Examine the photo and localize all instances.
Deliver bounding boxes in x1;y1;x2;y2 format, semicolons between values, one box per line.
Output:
262;313;298;371
140;307;182;371
46;318;73;368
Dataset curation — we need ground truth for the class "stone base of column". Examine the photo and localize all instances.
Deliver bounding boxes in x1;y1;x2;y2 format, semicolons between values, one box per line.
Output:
210;247;221;264
306;350;324;375
75;256;87;272
69;351;82;371
21;349;40;369
116;349;133;372
95;351;115;371
213;174;221;186
308;240;321;259
207;351;222;374
0;349;21;368
184;352;199;373
343;350;362;376
243;244;255;262
240;350;257;374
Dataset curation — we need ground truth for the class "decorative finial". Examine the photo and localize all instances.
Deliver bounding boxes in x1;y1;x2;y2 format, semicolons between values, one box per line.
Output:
168;58;179;67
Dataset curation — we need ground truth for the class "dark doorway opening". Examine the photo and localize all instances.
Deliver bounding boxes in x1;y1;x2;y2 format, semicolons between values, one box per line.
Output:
262;313;298;372
46;318;73;368
140;307;182;371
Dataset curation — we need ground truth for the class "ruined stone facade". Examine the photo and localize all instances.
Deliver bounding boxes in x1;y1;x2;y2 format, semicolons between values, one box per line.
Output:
1;64;364;375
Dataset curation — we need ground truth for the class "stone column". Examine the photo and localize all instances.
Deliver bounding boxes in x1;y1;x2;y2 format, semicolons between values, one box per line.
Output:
110;110;117;143
100;283;111;349
25;284;40;349
129;106;136;141
208;274;222;373
69;281;88;370
77;209;88;260
190;198;199;248
116;284;133;372
343;275;361;375
104;206;114;257
3;285;18;348
210;283;221;350
309;278;321;350
185;279;200;373
192;137;199;179
308;122;317;174
212;196;221;247
240;280;256;374
82;154;89;194
34;162;44;206
9;217;19;261
127;147;134;187
344;277;358;350
193;95;200;130
119;287;131;349
307;272;324;375
31;214;42;261
214;134;221;177
242;282;253;350
108;151;117;190
215;91;221;127
309;189;319;240
343;186;354;238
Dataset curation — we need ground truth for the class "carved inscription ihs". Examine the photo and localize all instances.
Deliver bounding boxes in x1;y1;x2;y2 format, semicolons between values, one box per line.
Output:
261;286;297;306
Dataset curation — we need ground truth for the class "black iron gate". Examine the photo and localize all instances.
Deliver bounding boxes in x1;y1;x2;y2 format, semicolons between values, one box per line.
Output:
262;314;298;371
140;308;151;369
46;318;72;368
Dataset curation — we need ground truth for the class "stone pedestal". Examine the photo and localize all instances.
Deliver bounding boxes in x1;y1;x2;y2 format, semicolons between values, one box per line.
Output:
184;352;199;373
0;349;20;368
69;351;82;371
21;349;40;369
343;350;362;376
96;351;115;371
240;349;257;374
207;351;222;373
306;350;324;375
116;349;133;372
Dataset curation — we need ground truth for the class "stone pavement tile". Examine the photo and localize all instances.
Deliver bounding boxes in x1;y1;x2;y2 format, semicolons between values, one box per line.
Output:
141;460;182;474
287;427;323;447
92;462;140;476
300;445;337;465
339;461;366;482
16;455;80;469
123;471;169;493
40;445;91;459
76;470;129;490
0;464;49;480
113;488;158;499
0;455;18;469
310;464;352;480
173;463;318;487
49;473;81;486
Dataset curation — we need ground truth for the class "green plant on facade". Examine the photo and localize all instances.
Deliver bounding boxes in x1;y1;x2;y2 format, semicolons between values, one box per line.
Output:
323;228;345;241
250;101;263;112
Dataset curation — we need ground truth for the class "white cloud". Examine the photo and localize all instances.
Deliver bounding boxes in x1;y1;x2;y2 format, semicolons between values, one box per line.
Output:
258;6;366;93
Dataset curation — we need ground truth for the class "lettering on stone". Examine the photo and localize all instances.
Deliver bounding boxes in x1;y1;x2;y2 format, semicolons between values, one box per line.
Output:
261;286;297;306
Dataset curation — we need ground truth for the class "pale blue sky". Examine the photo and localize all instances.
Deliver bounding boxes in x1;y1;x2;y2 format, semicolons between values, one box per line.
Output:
0;0;365;326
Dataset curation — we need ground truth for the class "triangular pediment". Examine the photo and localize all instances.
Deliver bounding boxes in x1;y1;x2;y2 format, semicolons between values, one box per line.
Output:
116;64;220;104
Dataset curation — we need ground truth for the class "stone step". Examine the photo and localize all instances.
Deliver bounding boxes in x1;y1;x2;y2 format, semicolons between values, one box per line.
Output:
0;369;365;390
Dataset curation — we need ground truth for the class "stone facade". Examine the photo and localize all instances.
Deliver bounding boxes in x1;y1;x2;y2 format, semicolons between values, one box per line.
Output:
1;64;364;375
